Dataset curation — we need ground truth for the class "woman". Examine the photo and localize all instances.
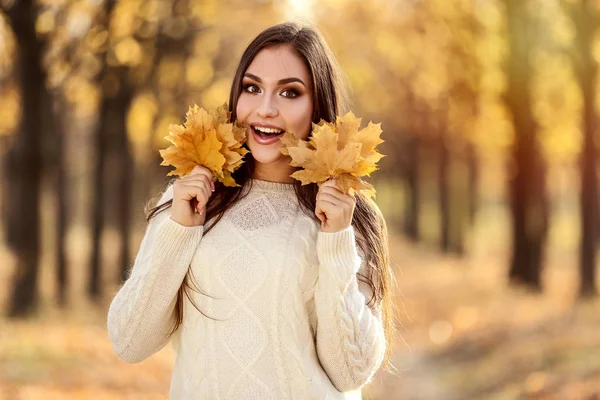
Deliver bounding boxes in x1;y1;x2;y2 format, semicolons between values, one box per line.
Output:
107;22;395;399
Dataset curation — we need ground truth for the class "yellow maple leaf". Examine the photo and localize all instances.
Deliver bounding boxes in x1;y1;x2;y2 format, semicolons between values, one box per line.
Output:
159;103;249;187
279;111;384;198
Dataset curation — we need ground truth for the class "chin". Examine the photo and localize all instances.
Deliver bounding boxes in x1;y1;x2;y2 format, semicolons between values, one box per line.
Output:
247;134;286;164
249;146;286;165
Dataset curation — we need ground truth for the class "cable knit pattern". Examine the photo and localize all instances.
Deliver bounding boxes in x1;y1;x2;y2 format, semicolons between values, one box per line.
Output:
107;179;385;399
315;227;386;392
107;185;205;363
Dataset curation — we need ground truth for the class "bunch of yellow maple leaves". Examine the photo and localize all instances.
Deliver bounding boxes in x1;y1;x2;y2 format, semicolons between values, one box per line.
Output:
159;104;248;187
159;104;384;197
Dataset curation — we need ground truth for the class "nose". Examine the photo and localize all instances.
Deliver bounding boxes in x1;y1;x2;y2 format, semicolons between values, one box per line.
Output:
256;94;278;119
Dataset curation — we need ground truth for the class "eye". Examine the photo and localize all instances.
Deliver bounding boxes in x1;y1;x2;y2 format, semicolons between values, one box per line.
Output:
244;84;260;94
281;89;299;99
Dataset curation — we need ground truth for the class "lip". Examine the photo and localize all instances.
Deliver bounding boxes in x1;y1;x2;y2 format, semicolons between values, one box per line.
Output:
249;121;285;131
249;125;284;145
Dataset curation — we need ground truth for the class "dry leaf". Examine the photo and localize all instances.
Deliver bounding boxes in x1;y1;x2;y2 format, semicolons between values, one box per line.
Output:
280;111;384;198
159;103;249;187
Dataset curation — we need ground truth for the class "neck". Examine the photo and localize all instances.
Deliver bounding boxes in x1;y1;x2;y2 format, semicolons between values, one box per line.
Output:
252;160;296;183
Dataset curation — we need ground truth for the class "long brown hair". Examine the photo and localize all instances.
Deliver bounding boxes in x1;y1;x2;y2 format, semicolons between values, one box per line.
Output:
145;22;396;371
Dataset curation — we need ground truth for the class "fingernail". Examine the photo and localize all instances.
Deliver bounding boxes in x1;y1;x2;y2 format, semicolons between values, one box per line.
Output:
211;181;215;191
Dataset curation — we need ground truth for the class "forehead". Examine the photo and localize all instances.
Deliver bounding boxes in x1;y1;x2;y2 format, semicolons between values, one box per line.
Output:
245;44;311;83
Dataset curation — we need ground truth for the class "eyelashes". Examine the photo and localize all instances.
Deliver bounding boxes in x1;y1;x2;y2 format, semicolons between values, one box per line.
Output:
281;89;299;98
242;84;300;99
243;84;260;94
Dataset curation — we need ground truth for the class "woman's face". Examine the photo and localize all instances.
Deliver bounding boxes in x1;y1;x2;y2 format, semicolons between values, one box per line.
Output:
236;44;314;172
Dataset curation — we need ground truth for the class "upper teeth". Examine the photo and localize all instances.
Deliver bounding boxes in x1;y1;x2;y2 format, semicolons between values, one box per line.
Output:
255;126;283;134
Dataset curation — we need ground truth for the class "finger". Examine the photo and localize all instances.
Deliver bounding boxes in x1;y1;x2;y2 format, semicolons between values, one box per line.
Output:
334;190;355;205
322;178;345;190
317;192;355;210
184;187;209;212
319;180;353;198
181;173;212;185
324;180;355;200
181;181;211;205
317;199;340;213
182;173;215;192
316;192;344;206
189;180;212;201
319;183;343;193
315;199;338;226
318;186;350;202
320;179;337;189
186;170;213;186
188;166;215;182
179;174;211;189
315;203;328;224
316;209;326;224
191;164;211;176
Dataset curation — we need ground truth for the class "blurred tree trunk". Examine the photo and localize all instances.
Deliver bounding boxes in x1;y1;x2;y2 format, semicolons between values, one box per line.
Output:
47;2;73;308
566;0;598;297
464;66;480;230
89;69;134;298
403;134;420;242
505;0;548;290
438;109;452;252
39;86;67;307
146;5;196;203
466;135;478;227
448;0;481;238
465;9;481;228
54;98;68;306
116;89;134;283
5;0;45;317
438;101;465;255
402;91;421;242
89;93;106;301
89;0;135;299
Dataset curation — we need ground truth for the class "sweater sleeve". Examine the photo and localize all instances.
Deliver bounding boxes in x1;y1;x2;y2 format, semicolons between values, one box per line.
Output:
107;184;205;363
313;225;386;393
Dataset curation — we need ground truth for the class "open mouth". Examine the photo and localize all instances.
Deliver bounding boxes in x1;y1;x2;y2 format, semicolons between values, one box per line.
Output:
251;125;285;138
250;125;286;144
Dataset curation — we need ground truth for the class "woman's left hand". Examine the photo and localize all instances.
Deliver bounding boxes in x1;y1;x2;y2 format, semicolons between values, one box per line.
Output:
315;179;356;233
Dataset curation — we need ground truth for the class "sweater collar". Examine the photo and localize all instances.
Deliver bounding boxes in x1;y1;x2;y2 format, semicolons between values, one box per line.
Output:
250;178;297;193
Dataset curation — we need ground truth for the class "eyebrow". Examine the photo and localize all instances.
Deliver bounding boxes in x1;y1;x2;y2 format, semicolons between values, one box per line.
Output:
243;73;307;88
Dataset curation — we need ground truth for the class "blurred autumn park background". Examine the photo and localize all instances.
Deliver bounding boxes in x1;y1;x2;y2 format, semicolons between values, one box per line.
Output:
2;0;600;398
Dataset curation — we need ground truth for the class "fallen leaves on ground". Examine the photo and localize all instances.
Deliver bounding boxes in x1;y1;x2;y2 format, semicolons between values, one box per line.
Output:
2;227;600;399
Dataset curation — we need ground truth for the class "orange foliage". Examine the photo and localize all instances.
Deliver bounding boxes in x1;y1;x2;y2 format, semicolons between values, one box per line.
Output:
280;112;384;197
159;103;248;186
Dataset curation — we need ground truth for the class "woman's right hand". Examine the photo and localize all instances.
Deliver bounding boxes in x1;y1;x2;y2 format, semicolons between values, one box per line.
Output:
171;165;215;227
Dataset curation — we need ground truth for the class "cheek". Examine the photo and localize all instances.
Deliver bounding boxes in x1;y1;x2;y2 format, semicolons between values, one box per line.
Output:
293;99;313;139
236;95;250;121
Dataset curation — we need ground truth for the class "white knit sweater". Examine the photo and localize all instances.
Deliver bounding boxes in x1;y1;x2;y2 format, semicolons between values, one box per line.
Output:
107;179;386;400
